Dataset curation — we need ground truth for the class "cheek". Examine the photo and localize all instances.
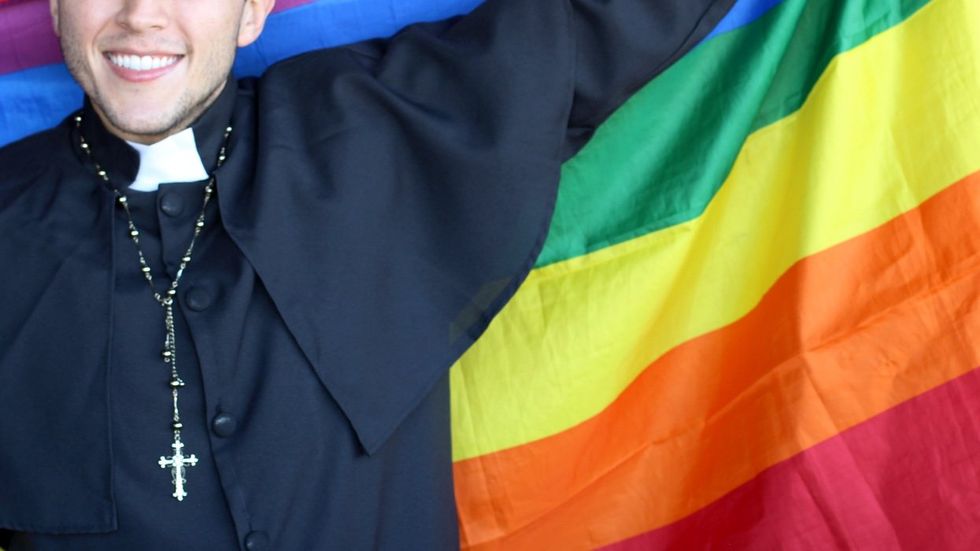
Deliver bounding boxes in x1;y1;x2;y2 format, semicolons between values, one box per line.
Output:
57;11;112;77
58;21;96;85
188;21;242;73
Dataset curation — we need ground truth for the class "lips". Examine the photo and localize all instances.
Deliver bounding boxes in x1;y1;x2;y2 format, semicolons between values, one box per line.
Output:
105;52;183;81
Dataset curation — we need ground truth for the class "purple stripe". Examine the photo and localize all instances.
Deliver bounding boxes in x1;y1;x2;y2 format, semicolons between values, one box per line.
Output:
270;0;319;12
0;0;61;75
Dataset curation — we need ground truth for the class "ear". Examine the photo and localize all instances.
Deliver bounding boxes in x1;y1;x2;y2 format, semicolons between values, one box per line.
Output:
49;0;61;36
237;0;276;48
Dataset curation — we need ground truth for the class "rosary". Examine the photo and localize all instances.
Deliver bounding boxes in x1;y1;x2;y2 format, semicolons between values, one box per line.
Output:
75;114;232;502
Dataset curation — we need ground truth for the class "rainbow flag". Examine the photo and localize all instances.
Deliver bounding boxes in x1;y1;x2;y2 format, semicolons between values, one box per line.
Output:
3;0;979;548
451;0;980;547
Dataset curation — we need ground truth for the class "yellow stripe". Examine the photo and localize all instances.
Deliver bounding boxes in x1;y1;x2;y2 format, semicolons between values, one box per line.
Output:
451;0;980;461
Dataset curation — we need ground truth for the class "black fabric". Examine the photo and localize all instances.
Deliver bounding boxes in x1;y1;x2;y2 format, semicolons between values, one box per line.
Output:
0;0;734;548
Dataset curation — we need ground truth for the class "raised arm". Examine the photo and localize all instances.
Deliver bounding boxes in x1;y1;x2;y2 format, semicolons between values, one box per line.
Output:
342;0;734;158
246;0;734;451
564;0;734;155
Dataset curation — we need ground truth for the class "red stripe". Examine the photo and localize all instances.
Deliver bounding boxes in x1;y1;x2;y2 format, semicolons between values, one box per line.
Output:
603;366;980;549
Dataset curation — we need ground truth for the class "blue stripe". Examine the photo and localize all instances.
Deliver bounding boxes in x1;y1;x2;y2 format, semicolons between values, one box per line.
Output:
0;63;83;147
706;0;785;39
235;0;482;76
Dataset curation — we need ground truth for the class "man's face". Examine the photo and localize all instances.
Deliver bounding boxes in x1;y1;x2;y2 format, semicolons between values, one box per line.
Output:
50;0;274;144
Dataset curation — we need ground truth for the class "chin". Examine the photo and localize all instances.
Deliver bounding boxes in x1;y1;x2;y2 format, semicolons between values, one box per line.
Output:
119;116;178;137
98;99;190;142
89;79;224;142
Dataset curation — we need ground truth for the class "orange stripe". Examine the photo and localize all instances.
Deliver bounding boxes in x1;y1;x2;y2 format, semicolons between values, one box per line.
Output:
454;171;980;549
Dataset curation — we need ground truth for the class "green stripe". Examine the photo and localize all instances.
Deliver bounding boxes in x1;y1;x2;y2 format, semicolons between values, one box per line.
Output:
538;0;931;267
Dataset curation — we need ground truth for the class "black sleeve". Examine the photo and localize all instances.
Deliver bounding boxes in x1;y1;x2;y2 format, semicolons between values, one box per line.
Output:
250;0;733;450
565;0;734;154
346;0;734;159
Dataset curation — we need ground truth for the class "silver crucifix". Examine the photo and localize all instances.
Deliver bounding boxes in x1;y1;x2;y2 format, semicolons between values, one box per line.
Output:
159;436;199;501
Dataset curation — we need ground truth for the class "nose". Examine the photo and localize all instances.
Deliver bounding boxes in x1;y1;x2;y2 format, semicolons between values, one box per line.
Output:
115;0;169;32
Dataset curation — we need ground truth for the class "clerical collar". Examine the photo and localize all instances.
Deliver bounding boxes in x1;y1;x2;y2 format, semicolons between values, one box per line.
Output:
75;79;238;191
126;129;208;191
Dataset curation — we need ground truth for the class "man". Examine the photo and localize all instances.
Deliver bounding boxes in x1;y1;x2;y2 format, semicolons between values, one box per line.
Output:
0;0;733;549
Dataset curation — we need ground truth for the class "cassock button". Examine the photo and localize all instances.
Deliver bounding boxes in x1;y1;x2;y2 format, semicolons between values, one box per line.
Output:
184;286;212;311
212;413;238;437
244;531;270;551
159;192;185;217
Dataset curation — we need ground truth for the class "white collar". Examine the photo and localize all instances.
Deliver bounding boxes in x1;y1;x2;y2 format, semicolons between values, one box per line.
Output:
126;128;209;192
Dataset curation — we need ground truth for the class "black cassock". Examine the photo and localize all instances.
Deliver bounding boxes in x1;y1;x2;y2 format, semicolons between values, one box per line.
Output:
0;1;732;549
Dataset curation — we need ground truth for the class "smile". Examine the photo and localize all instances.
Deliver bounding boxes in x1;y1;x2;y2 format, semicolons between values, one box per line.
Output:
107;53;181;72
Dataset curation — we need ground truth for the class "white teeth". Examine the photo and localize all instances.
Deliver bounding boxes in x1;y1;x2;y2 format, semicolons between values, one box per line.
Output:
107;53;179;72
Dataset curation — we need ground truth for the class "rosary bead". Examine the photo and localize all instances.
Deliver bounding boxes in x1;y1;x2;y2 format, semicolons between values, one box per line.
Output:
75;111;232;503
